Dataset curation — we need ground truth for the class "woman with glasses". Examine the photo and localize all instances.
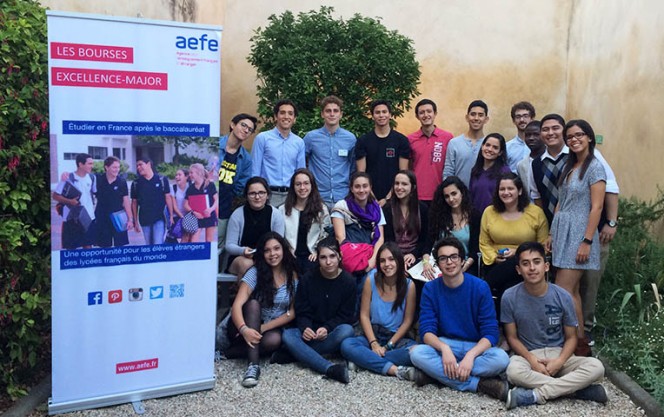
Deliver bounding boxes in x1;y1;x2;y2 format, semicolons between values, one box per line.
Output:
480;172;548;315
280;168;330;275
219;114;257;246
226;176;285;278
340;242;417;380
550;120;606;354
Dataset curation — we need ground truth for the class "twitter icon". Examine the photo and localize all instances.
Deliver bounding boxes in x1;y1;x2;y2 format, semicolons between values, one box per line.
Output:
149;286;164;300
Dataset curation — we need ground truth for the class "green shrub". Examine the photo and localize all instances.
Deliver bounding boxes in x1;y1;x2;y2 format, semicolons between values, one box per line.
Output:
596;191;664;407
0;0;51;399
248;6;421;137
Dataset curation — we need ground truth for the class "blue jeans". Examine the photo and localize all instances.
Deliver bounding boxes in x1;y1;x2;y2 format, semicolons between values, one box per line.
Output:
142;220;165;245
409;336;509;392
340;336;415;375
282;324;354;374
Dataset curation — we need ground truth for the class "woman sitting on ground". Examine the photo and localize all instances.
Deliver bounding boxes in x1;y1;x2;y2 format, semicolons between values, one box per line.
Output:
281;237;356;384
480;172;549;311
340;242;417;380
225;176;285;278
383;170;429;269
217;232;298;388
279;168;331;275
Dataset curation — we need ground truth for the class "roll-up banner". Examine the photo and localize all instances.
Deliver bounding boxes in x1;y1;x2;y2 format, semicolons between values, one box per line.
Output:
47;11;221;414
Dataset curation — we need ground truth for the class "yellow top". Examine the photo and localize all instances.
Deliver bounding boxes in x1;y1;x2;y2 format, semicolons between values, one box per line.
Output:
479;204;549;265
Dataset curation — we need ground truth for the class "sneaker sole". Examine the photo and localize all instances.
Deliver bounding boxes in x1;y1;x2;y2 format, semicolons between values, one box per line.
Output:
242;378;258;388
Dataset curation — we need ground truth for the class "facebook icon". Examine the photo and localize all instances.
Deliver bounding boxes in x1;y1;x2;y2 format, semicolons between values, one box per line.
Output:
88;291;103;305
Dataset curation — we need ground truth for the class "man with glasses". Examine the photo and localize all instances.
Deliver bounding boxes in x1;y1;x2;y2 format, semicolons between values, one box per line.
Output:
409;237;510;401
506;102;536;173
252;99;305;207
219;113;257;246
304;96;356;210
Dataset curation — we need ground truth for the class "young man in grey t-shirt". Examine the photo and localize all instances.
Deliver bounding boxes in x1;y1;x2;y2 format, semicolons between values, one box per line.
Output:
501;242;607;409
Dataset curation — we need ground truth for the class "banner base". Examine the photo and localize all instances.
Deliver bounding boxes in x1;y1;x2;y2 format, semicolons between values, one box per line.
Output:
48;376;216;415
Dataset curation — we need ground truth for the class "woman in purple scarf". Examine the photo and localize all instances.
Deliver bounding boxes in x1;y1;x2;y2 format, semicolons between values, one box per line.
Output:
330;172;386;272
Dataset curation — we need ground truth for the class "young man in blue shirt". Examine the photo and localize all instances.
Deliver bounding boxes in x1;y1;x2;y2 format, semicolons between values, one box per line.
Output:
409;236;509;401
251;99;305;207
304;96;356;210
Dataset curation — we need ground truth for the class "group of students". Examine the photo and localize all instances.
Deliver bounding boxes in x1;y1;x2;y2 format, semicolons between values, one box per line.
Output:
52;154;219;249
216;96;617;409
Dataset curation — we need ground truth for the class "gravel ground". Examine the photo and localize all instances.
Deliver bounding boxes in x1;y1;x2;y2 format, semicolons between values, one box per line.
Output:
43;358;646;417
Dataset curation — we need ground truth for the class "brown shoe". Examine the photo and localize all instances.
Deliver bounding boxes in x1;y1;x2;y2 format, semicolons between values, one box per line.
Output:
477;377;508;401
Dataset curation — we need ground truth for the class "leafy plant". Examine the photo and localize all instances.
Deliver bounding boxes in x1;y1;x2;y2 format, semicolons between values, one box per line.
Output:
596;191;664;407
247;6;421;137
0;0;51;399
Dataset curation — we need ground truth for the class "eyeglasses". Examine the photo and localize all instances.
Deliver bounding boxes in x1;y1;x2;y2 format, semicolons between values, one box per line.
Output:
247;191;267;198
514;114;531;120
239;121;255;133
565;132;587;142
436;254;461;264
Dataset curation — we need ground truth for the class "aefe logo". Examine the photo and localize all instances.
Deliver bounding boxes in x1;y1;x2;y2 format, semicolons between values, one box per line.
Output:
175;34;218;51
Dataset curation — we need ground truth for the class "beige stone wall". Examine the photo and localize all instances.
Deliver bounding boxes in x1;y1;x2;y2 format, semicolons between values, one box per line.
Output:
566;0;664;201
40;0;664;200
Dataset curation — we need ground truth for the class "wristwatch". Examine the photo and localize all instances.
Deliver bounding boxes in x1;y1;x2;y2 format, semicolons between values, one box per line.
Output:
582;237;593;245
386;341;395;351
607;219;618;228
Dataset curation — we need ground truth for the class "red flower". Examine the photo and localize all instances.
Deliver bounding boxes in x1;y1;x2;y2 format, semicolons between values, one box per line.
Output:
7;155;20;172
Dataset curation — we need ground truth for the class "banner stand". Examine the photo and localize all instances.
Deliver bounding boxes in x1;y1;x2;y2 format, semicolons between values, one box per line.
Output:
48;377;216;415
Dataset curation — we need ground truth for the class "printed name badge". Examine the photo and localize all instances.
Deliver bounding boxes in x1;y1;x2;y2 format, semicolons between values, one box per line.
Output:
338;149;348;157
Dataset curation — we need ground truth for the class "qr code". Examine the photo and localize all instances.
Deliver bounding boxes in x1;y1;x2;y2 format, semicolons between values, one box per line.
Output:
169;284;185;298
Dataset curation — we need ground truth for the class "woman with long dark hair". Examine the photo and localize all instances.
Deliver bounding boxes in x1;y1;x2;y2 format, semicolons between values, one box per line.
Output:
469;133;511;215
551;119;606;351
218;232;298;388
280;168;330;274
340;242;417;380
426;176;478;278
383;170;428;268
331;171;386;273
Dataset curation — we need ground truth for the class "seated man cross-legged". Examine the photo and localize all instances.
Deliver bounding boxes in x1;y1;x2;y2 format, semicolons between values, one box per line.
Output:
502;241;607;409
409;237;510;401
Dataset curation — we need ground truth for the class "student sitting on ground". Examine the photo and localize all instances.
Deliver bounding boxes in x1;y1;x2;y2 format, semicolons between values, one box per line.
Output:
502;241;607;409
340;242;417;380
281;237;356;384
216;232;298;388
409;237;510;401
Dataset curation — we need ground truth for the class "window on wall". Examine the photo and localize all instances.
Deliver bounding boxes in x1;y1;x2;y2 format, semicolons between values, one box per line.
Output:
88;146;108;160
112;147;126;160
63;153;77;160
